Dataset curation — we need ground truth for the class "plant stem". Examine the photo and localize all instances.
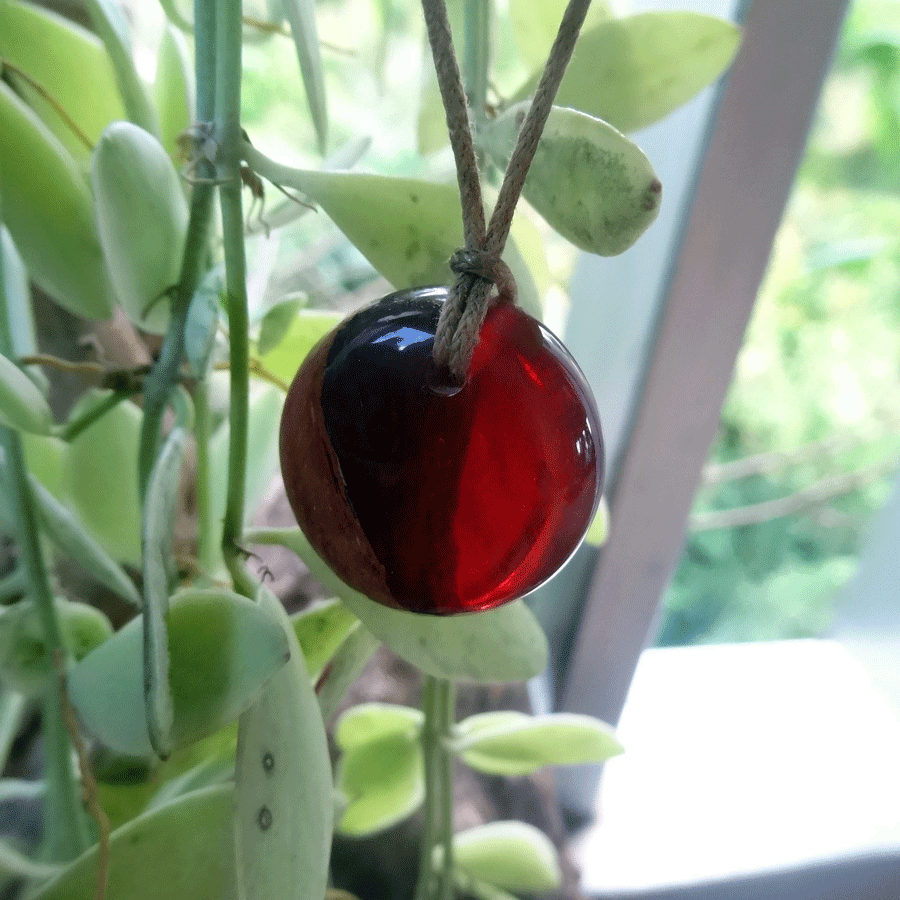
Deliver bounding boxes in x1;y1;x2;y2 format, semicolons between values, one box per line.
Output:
137;0;218;496
416;676;457;900
0;243;89;861
194;378;216;576
463;0;489;151
213;0;254;598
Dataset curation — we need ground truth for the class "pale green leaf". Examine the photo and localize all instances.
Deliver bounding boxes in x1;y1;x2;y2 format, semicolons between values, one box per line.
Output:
509;0;612;69
233;586;332;900
0;353;53;434
335;702;423;751
512;12;741;133
0;598;112;695
454;821;562;892
0;83;114;320
30;784;235;900
336;731;424;836
30;476;141;607
258;309;341;384
291;597;360;680
154;23;194;161
22;433;67;504
246;527;549;683
69;588;290;756
584;495;609;547
416;40;448;156
0;837;61;881
260;169;541;315
1;227;45;390
315;624;381;722
256;295;305;356
83;0;160;136
92;121;188;334
185;264;223;377
142;425;188;756
485;104;661;256
0;0;126;162
457;712;624;775
0;690;27;771
278;0;328;153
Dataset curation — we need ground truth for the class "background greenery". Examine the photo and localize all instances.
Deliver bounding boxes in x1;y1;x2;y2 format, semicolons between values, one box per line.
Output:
657;0;900;645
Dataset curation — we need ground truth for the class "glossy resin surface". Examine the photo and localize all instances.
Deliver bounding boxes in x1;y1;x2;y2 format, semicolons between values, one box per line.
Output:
281;287;604;614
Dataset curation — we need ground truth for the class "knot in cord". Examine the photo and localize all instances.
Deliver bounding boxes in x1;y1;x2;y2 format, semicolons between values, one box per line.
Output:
449;250;517;306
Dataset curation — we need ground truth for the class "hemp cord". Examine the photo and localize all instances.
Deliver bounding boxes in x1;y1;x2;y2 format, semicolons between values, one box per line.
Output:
422;0;593;382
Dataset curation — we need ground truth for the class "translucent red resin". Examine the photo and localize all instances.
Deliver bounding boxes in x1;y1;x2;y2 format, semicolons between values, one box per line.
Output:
281;287;603;615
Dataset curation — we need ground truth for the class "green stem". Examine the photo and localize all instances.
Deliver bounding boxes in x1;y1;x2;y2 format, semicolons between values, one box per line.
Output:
194;379;216;576
137;0;217;495
213;0;254;598
57;388;133;443
463;0;489;135
416;676;457;900
0;277;88;861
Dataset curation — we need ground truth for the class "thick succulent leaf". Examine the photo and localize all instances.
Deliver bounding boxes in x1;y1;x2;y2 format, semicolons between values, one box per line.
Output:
83;0;160;136
315;624;381;722
0;597;112;695
233;586;332;900
141;425;188;756
154;23;194;161
30;784;236;900
511;12;741;133
246;527;549;683
456;712;623;775
184;264;223;378
484;104;661;256
22;433;67;503
268;170;542;316
30;476;141;607
584;495;609;547
0;353;52;435
335;702;423;751
256;295;305;357
336;731;424;836
1;227;44;392
68;588;290;756
0;0;126;162
509;0;612;69
259;309;342;385
0;83;114;320
291;597;360;679
92;121;188;334
278;0;328;153
63;393;142;566
454;821;562;892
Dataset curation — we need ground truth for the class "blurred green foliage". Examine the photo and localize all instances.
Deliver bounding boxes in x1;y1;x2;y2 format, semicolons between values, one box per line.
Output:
658;0;900;646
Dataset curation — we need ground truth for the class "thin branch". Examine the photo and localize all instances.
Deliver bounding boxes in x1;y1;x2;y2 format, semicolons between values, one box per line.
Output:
689;456;899;532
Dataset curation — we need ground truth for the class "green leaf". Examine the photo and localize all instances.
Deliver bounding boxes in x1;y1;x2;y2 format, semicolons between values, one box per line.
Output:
233;586;332;900
62;393;141;565
83;0;160;136
69;588;290;756
315;624;381;722
511;12;741;133
0;353;53;434
0;0;126;162
0;597;112;695
278;0;328;153
141;425;188;756
416;40;449;156
154;23;194;161
0;690;27;771
454;821;562;893
485;104;661;256
291;597;360;680
246;527;549;683
258;308;342;385
1;227;45;391
456;712;624;775
30;784;235;900
336;730;424;836
271;171;542;315
0;82;114;320
256;295;306;356
335;702;423;751
30;476;142;607
22;433;67;503
584;495;609;547
509;0;612;69
92;121;188;334
0;837;61;881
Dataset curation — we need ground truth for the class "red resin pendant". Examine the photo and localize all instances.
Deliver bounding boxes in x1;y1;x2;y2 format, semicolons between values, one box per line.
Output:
279;286;604;615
